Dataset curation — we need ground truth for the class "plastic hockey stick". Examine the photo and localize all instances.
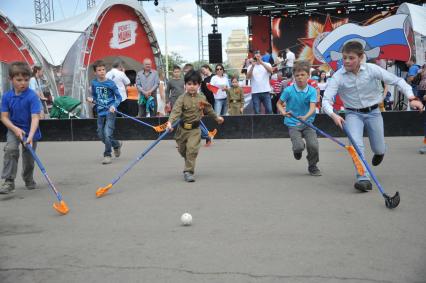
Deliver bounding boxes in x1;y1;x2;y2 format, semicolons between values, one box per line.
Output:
92;101;167;133
22;140;69;215
343;125;400;209
200;120;217;139
96;120;180;198
198;101;218;139
289;113;364;176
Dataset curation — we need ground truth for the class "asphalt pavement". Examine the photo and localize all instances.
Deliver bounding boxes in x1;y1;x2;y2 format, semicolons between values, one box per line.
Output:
1;137;425;283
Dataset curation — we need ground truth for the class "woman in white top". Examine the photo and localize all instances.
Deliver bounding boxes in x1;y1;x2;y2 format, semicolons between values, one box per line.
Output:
277;51;286;74
317;70;327;97
210;63;230;115
29;66;47;118
317;70;328;113
156;70;166;116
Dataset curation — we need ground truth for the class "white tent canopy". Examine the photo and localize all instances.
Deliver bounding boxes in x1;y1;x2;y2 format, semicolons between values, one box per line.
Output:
397;3;426;65
14;0;161;117
397;3;426;37
19;0;156;66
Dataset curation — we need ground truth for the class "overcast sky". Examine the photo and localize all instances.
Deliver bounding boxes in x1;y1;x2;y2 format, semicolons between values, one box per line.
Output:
0;0;247;62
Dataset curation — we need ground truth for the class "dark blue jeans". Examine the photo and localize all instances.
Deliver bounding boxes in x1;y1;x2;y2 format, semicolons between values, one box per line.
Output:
200;122;209;139
97;112;120;157
252;92;272;114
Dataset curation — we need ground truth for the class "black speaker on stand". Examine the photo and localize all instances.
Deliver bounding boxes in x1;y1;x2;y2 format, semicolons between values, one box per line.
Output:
208;33;222;64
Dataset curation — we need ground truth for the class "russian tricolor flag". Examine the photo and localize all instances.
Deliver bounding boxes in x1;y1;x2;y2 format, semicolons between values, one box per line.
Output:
317;14;412;70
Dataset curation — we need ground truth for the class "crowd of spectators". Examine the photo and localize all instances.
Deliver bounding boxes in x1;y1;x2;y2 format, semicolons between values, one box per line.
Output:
22;50;426;120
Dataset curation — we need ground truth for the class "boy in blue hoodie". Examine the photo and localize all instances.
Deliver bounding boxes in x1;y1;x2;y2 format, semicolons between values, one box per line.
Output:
0;62;41;194
87;60;122;164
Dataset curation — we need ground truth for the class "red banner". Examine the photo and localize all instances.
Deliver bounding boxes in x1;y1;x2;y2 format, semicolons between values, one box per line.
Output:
84;4;156;68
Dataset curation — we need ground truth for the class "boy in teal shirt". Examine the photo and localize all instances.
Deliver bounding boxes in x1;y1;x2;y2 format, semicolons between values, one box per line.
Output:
277;60;321;176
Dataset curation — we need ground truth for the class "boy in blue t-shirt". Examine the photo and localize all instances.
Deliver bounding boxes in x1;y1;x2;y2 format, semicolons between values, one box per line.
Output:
0;62;42;194
406;56;421;97
277;60;321;176
87;60;122;165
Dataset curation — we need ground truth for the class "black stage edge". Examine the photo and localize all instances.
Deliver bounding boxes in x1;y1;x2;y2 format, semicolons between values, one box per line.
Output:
0;112;424;142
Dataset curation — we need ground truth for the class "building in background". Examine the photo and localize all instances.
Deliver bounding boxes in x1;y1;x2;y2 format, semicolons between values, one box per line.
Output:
225;29;248;76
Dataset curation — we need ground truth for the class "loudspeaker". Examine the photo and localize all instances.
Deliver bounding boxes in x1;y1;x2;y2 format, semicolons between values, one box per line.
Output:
208;33;222;64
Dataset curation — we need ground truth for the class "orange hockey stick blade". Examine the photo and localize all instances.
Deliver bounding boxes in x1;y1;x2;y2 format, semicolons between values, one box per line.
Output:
53;200;69;215
346;146;365;176
153;122;168;133
208;129;217;138
96;183;113;198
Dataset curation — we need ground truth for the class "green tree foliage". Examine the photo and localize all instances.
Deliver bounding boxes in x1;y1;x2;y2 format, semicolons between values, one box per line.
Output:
160;52;186;77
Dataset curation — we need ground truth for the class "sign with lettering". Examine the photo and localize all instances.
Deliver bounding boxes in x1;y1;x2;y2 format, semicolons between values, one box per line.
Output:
110;20;137;49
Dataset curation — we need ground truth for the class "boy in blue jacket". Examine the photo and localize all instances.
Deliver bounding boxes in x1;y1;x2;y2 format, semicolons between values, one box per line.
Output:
0;62;41;194
87;60;122;164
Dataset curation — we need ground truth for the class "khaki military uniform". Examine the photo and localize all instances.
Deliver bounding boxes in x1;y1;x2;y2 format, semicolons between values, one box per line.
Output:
227;87;244;115
168;92;218;173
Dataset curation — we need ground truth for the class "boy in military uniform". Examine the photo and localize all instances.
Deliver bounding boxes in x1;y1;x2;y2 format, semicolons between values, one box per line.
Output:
167;71;224;182
227;76;244;115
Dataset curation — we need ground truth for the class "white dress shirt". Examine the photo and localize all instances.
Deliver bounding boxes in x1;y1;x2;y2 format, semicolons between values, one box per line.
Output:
322;63;414;115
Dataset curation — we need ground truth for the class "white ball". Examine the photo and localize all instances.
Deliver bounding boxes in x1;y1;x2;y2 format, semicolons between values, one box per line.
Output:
181;213;192;226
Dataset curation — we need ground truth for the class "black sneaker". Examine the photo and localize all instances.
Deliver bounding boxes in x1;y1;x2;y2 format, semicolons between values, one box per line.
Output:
183;172;195;182
372;154;384;166
0;180;15;194
294;152;302;160
354;180;372;192
308;166;322;176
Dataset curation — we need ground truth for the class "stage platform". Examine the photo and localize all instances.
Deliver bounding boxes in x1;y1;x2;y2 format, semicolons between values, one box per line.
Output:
0;112;424;142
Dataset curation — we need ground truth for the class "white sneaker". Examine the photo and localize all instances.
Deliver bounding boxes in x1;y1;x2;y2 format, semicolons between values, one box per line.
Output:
419;146;426;154
102;156;112;164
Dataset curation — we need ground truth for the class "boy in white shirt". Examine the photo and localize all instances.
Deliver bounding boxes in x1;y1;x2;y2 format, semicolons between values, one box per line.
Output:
106;60;130;114
322;41;423;191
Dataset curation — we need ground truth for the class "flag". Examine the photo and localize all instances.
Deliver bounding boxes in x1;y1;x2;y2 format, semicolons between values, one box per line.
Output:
207;83;220;94
317;14;411;70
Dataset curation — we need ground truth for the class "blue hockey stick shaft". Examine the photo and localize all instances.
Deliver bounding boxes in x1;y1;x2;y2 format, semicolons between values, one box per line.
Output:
23;142;63;202
109;120;180;186
92;101;157;129
289;113;346;148
343;124;387;196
